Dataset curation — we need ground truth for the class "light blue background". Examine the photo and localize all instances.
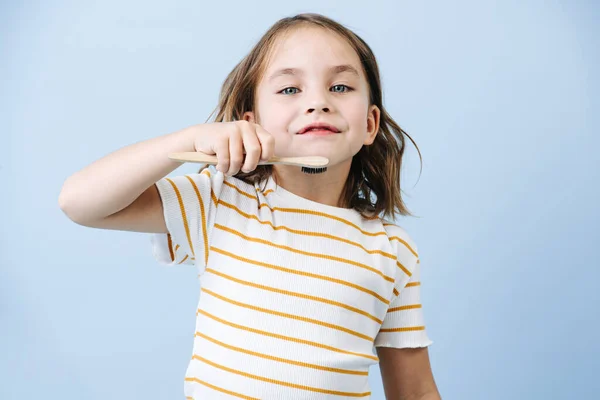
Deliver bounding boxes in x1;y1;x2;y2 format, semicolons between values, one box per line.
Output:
2;1;598;399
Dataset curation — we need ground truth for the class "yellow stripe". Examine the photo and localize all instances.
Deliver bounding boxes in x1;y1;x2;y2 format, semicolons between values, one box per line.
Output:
392;281;421;297
260;184;377;222
195;332;368;376
396;260;412;277
224;180;256;200
362;213;380;220
217;200;397;260
215;224;395;283
202;288;374;342
388;304;422;313
178;254;189;264
261;206;387;237
382;223;419;258
206;268;382;324
389;235;418;258
167;234;174;262
201;169;218;205
193;355;371;397
211;247;390;305
185;175;209;265
184;377;259;399
165;178;195;258
197;309;379;361
379;326;425;333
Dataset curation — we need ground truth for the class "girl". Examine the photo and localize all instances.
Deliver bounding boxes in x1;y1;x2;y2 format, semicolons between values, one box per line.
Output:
59;13;440;400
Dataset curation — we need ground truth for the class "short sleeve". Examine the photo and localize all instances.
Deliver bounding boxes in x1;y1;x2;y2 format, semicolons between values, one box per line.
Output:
150;167;224;272
374;258;433;349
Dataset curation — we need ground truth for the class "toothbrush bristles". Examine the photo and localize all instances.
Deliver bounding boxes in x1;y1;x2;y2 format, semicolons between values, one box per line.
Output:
301;166;328;174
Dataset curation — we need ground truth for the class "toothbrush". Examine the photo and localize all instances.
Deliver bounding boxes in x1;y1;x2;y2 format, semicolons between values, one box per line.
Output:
168;152;329;168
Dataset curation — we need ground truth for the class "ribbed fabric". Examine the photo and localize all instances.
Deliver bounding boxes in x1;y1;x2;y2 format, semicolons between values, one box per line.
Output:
150;166;432;399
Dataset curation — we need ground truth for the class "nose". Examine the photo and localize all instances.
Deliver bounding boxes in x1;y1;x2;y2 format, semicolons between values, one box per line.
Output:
305;91;331;114
307;106;330;113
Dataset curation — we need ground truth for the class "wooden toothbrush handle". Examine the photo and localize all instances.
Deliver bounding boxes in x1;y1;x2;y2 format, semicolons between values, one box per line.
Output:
168;152;328;168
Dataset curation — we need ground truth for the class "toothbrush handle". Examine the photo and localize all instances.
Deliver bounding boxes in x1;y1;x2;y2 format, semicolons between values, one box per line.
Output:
168;152;329;168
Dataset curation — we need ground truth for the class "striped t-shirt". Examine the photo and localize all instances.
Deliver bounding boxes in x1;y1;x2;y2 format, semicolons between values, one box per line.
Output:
151;167;432;399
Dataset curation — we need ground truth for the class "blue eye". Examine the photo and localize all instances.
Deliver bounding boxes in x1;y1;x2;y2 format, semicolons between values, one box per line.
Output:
331;84;351;93
280;87;299;95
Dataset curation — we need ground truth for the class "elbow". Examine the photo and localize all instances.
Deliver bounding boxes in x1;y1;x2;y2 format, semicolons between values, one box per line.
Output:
58;183;90;226
58;187;79;223
58;182;110;228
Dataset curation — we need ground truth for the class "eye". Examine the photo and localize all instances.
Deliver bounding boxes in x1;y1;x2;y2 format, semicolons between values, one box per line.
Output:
331;84;352;93
279;87;299;95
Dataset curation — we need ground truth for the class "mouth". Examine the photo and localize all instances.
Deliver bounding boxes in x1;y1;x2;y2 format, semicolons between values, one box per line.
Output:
296;122;341;135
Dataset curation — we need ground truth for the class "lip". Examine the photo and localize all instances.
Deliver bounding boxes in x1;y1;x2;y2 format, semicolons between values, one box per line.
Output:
297;122;341;135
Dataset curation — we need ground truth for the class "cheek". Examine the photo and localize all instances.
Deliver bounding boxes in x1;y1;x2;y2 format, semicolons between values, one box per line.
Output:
347;104;369;130
342;94;368;117
256;98;293;132
257;114;289;137
254;104;293;153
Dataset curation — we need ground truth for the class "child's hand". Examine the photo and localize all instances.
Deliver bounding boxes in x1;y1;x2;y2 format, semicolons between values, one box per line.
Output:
193;121;275;176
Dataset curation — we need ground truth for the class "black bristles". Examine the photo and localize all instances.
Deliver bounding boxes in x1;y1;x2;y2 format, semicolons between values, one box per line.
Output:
301;166;328;174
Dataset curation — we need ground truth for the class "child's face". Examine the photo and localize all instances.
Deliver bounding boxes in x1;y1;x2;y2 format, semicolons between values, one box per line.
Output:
246;26;380;170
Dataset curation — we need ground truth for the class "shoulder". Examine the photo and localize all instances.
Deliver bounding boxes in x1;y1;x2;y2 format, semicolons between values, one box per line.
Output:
181;167;257;198
160;166;225;192
381;218;419;258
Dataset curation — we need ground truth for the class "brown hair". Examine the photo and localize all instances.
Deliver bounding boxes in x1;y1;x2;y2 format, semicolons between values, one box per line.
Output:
203;13;422;219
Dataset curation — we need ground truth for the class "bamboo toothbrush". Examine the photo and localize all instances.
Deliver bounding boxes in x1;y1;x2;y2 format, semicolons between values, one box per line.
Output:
168;152;329;168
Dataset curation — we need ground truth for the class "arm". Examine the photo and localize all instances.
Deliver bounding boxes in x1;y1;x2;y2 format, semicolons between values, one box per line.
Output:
58;125;198;233
58;121;274;233
377;346;441;400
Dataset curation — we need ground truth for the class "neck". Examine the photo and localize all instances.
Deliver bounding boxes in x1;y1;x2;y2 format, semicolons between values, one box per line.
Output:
272;160;351;208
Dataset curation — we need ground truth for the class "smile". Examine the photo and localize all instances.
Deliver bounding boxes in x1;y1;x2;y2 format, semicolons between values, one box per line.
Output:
296;122;341;135
299;129;338;136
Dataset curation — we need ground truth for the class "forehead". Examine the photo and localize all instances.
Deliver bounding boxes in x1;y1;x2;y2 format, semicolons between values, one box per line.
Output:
263;26;364;78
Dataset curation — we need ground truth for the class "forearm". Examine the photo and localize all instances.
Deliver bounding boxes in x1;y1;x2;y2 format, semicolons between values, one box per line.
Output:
58;124;197;223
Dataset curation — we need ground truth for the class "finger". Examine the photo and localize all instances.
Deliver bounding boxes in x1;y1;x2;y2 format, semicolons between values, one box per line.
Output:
227;129;244;176
255;125;275;161
213;137;230;174
241;124;262;172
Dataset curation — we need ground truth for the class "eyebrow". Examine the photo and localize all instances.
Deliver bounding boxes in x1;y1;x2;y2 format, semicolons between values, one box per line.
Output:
268;64;361;82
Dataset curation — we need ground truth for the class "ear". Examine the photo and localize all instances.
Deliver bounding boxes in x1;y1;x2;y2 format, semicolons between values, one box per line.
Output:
243;111;256;123
364;105;380;145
